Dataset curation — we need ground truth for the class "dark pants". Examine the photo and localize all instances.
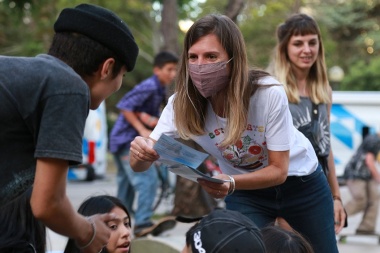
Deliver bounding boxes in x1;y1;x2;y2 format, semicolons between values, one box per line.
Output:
225;165;338;253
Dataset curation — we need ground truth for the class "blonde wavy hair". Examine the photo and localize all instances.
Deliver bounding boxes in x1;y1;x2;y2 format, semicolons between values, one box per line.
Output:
268;13;330;104
173;14;269;148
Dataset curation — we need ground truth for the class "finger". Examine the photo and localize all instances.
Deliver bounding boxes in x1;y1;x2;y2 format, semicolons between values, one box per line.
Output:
100;212;118;222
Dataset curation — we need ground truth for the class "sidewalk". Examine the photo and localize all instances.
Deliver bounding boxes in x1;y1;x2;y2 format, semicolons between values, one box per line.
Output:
47;171;380;252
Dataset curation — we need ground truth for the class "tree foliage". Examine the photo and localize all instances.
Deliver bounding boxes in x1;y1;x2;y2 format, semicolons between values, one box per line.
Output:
309;0;380;91
1;0;379;107
339;57;380;91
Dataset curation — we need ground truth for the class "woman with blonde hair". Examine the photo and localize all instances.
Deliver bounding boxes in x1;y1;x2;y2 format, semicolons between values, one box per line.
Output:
130;14;338;253
268;13;346;234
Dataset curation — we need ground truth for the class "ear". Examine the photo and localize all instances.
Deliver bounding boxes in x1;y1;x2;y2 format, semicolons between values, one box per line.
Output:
153;66;161;76
100;58;115;80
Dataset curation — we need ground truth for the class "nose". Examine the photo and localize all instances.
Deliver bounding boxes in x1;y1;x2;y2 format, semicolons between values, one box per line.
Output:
121;225;131;238
303;43;311;53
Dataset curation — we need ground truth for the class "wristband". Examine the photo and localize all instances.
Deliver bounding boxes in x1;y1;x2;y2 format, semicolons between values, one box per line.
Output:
76;217;96;250
226;175;235;196
332;195;342;202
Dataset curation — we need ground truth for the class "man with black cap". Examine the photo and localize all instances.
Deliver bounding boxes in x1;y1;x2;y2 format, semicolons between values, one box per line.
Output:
0;3;138;253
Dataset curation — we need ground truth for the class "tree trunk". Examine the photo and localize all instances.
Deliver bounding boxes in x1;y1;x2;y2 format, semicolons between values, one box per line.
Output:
160;0;179;55
224;0;245;23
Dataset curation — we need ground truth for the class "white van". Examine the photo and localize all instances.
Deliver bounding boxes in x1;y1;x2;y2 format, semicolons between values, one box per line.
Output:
68;102;108;181
331;91;380;178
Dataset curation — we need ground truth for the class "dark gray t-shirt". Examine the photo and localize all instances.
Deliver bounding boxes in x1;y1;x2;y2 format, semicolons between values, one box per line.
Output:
0;54;89;206
288;97;330;157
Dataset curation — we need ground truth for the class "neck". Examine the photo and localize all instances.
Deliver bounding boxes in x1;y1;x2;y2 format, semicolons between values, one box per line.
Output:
210;95;226;117
292;66;310;97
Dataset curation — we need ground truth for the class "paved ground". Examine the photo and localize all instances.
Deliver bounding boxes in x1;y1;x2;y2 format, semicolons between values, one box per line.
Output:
47;170;380;252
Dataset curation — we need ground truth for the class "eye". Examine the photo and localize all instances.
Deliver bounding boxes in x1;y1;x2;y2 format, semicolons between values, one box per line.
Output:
188;54;197;63
108;223;118;230
125;222;131;228
309;41;317;46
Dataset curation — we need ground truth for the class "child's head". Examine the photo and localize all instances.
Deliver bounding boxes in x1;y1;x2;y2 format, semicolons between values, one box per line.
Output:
50;4;140;110
261;225;314;253
64;195;132;253
182;209;266;253
153;51;178;86
51;3;138;75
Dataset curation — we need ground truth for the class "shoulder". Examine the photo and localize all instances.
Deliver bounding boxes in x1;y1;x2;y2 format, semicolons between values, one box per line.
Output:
258;76;281;85
140;75;159;87
38;54;87;89
255;77;286;100
133;76;159;92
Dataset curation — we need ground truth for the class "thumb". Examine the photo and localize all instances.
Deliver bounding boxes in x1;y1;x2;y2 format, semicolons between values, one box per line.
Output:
146;138;155;148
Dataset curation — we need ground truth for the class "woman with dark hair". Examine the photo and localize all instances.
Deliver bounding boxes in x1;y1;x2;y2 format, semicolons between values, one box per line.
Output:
261;225;314;253
0;187;46;253
64;195;132;253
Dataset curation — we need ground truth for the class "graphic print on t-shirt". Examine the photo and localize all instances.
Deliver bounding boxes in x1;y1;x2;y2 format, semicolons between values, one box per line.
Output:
208;124;268;171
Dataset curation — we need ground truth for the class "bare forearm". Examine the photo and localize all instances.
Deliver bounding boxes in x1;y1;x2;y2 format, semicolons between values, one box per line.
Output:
234;165;288;190
366;153;380;182
31;158;92;244
327;152;341;197
31;192;91;243
233;150;289;190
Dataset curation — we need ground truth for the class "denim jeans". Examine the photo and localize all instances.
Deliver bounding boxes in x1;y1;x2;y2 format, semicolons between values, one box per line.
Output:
113;148;158;226
225;165;338;253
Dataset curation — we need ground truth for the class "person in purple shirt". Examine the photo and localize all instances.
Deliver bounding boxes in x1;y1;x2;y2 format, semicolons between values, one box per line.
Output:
109;51;178;237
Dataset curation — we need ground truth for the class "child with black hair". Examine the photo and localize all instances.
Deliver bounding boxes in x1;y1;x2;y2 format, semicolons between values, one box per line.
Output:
64;195;132;253
261;225;314;253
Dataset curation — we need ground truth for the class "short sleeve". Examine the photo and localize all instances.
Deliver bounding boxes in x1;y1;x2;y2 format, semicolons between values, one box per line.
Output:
34;93;89;164
264;86;293;151
150;95;178;141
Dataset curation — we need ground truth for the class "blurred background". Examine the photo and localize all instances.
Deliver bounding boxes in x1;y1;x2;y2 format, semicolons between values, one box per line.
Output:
1;0;380;179
1;0;379;113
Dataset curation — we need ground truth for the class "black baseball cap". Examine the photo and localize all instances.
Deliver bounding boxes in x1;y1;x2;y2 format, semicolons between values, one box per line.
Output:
184;209;266;253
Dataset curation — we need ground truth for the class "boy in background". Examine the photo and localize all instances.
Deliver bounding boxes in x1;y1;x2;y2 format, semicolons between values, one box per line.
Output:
110;51;178;237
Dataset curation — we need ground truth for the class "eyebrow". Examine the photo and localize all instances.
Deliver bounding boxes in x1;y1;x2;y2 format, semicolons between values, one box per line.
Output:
110;216;130;222
188;50;220;55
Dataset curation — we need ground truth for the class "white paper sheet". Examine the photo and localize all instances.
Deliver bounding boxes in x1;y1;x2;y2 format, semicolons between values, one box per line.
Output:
154;134;229;184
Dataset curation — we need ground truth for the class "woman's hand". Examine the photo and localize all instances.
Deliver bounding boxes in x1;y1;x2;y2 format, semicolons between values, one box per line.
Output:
333;198;346;234
198;174;231;199
129;136;159;172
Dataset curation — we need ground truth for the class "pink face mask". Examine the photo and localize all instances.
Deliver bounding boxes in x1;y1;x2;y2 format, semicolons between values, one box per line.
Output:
189;59;232;98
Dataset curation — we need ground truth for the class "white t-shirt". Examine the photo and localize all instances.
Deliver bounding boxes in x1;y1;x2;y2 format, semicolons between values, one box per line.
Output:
150;76;318;176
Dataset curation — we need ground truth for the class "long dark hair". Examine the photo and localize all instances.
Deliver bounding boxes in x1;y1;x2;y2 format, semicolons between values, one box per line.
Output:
64;195;131;253
0;187;46;253
174;14;270;148
261;225;314;253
